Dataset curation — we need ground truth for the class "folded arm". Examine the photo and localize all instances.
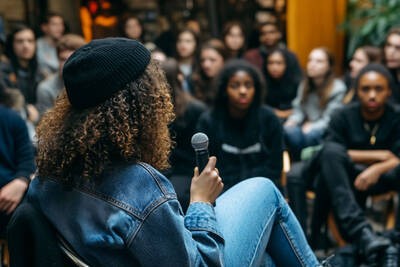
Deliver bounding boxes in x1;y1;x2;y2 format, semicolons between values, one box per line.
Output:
350;149;400;190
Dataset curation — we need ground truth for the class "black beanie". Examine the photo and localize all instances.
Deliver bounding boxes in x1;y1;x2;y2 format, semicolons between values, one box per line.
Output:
63;38;151;109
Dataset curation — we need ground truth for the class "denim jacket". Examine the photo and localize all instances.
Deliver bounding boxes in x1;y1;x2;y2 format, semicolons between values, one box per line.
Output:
26;162;224;267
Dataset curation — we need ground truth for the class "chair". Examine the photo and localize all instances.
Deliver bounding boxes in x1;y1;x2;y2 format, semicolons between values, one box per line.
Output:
0;238;9;267
7;202;88;267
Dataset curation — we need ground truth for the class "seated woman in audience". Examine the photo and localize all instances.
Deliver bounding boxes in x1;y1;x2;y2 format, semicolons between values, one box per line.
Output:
161;58;207;211
0;87;35;235
174;28;200;94
193;39;227;106
22;38;322;267
120;13;144;42
1;24;44;125
343;45;382;103
284;47;346;161
197;59;284;191
263;48;302;122
222;21;246;60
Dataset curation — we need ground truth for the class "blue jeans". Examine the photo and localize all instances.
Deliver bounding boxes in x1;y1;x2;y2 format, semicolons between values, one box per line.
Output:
215;178;319;267
284;126;324;160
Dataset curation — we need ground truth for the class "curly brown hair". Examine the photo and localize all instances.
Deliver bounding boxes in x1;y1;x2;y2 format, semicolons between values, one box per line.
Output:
36;60;174;183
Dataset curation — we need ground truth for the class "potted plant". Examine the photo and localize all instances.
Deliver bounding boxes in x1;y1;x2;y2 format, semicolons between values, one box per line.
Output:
341;0;400;59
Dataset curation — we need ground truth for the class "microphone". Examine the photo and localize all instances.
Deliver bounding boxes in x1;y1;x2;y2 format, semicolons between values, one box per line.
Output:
191;132;209;173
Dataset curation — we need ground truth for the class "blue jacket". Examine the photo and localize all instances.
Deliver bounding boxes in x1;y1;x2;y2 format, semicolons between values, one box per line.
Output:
0;106;35;188
27;162;224;267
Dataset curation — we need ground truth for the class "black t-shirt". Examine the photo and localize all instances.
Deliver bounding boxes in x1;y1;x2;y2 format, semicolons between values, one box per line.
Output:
325;102;400;155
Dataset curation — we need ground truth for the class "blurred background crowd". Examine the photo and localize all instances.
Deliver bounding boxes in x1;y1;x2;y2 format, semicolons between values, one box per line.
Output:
1;0;400;266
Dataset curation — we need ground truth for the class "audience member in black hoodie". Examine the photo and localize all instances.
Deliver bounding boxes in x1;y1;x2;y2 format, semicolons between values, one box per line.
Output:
197;59;283;191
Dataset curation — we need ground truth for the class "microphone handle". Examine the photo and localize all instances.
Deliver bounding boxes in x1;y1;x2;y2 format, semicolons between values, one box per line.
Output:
196;149;209;173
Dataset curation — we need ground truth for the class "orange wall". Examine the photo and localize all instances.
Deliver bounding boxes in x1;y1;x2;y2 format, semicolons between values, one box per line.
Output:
287;0;347;74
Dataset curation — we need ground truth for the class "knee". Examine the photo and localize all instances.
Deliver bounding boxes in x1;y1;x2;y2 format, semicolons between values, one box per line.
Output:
284;126;300;138
303;130;323;145
240;177;279;197
287;163;306;186
320;142;347;160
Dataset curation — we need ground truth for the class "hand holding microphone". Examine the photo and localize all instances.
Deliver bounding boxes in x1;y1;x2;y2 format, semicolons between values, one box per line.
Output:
190;133;223;204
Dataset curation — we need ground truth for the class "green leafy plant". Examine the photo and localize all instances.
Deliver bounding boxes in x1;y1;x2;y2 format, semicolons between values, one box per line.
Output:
341;0;400;59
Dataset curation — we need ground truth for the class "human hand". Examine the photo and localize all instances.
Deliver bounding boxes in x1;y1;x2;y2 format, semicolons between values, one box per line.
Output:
190;156;223;204
26;104;39;123
354;165;381;191
302;122;312;133
0;179;29;214
284;120;296;128
275;109;292;119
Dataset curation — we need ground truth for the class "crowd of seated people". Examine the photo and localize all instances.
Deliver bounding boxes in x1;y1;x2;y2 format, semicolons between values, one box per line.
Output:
1;9;400;266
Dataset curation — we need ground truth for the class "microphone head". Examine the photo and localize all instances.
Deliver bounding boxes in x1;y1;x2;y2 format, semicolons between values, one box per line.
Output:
191;132;209;151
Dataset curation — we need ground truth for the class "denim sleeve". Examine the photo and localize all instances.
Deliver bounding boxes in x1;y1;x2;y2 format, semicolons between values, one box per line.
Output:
128;199;224;267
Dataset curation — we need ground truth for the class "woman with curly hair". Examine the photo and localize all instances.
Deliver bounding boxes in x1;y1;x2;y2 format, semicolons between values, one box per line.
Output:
1;24;44;127
18;38;321;266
